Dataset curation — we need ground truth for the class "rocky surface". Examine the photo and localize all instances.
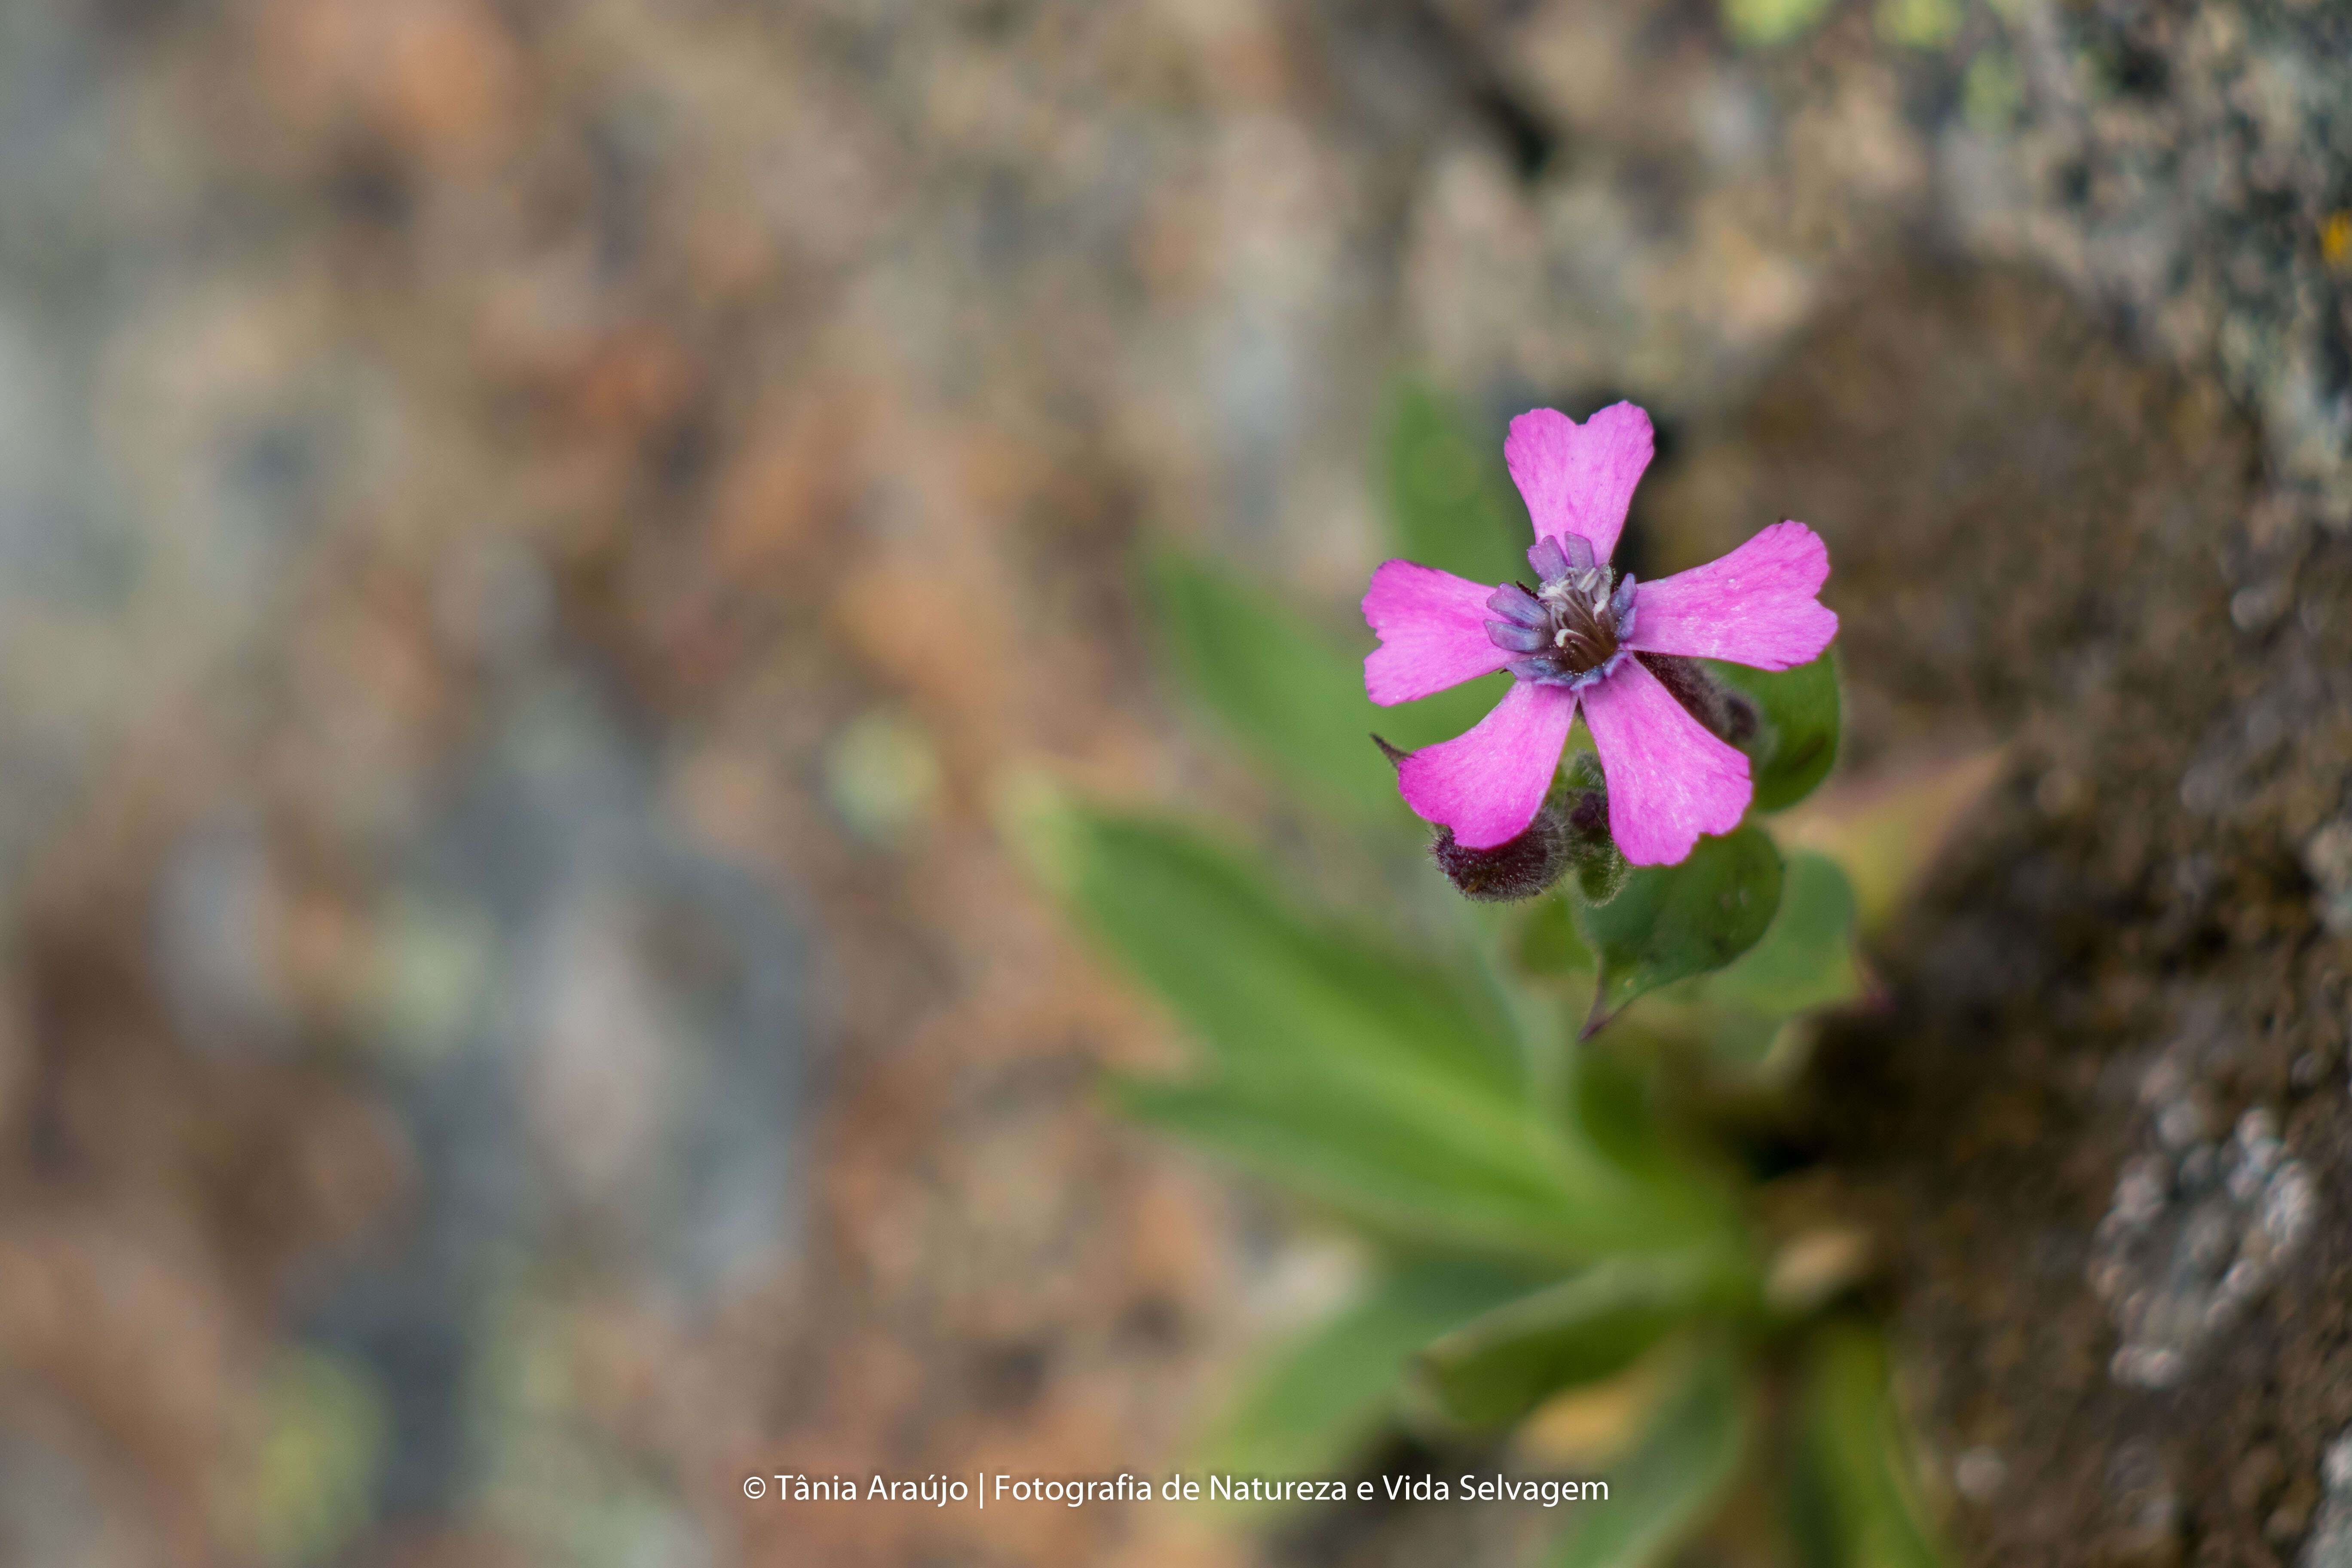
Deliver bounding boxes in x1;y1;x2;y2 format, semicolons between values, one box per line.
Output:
1721;257;2350;1566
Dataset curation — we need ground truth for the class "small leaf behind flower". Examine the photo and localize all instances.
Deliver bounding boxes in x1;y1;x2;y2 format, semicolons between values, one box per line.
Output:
1547;1341;1752;1568
1580;826;1785;1037
1709;651;1840;813
1695;851;1862;1019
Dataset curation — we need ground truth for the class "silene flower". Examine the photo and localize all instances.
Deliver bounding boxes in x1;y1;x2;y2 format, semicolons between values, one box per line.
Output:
1363;402;1838;868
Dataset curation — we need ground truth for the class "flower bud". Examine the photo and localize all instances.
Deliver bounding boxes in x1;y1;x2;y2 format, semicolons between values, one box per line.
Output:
1634;652;1759;745
1429;812;1575;902
1376;738;1628;903
1561;753;1630;905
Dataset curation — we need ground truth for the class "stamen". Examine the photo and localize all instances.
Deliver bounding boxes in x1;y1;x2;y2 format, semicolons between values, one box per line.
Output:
1486;582;1546;626
1611;572;1639;639
1487;546;1631;688
1485;620;1551;654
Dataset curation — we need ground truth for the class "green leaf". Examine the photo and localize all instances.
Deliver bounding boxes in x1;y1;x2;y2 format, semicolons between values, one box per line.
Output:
1697;851;1862;1019
1579;825;1785;1036
1203;1259;1543;1481
1793;1325;1948;1568
1382;379;1529;588
1117;1076;1589;1262
1024;805;1727;1262
1143;549;1399;819
1710;652;1840;813
1034;806;1522;1093
1118;1065;1713;1265
1419;1256;1731;1427
1548;1343;1752;1568
1142;547;1507;818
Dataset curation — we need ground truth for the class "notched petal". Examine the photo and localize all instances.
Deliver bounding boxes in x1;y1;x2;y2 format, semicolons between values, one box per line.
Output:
1362;559;1516;704
1417;755;1623;903
1394;681;1579;849
1582;659;1752;867
1623;521;1838;672
1504;403;1654;564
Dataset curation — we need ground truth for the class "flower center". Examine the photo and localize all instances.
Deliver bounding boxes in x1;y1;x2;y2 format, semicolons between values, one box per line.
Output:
1482;536;1637;691
1537;567;1621;672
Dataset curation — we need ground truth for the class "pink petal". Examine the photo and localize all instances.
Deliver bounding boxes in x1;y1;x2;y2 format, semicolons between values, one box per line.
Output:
1362;559;1513;705
1503;402;1654;564
1582;659;1751;866
1397;681;1578;850
1624;521;1838;671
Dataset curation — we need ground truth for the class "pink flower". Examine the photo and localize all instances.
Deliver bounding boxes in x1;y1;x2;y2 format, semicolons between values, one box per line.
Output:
1362;402;1837;867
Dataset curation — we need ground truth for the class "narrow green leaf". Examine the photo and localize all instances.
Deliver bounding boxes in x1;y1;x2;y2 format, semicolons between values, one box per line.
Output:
1697;851;1862;1019
1419;1257;1727;1427
1117;1070;1697;1265
1579;826;1785;1035
1203;1259;1544;1482
1549;1344;1752;1568
1031;805;1735;1260
1382;379;1529;588
1037;808;1523;1095
1143;549;1399;818
1709;651;1840;814
1142;547;1509;816
1795;1326;1948;1568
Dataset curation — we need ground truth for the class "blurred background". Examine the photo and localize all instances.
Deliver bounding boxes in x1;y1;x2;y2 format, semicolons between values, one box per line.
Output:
0;1;2349;1566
